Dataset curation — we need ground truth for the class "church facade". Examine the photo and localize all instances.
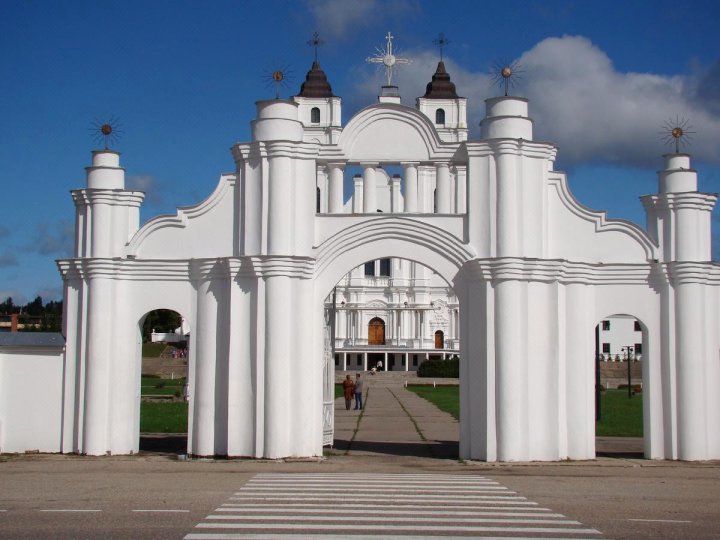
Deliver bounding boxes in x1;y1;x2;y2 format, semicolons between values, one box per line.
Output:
55;51;720;461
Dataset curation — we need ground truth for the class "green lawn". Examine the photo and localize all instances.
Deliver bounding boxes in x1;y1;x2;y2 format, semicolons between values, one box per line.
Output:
407;385;643;437
140;402;188;433
142;342;167;357
141;377;184;396
407;385;459;420
596;389;643;437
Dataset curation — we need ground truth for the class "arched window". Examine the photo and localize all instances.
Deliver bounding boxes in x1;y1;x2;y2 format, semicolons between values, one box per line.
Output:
311;107;321;123
316;187;321;213
435;108;445;125
368;317;386;345
434;330;444;349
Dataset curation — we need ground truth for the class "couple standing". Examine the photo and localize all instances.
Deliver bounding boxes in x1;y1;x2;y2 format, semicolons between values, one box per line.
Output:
342;373;364;411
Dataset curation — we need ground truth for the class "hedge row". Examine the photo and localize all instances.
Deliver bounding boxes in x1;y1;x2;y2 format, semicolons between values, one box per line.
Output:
417;356;459;378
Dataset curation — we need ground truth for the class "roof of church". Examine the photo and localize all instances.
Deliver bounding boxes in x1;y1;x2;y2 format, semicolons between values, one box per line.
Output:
422;61;460;99
297;61;335;98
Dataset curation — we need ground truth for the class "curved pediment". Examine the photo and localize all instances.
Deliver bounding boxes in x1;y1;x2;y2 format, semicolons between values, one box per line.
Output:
336;104;456;162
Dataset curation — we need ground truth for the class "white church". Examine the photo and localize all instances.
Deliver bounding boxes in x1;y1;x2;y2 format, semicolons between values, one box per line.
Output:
1;34;719;462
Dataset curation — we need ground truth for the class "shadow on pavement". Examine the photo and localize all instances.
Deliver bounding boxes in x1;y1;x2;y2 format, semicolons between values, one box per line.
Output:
333;438;459;459
140;434;187;455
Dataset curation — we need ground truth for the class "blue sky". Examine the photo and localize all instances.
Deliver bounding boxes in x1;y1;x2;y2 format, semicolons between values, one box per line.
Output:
1;0;719;303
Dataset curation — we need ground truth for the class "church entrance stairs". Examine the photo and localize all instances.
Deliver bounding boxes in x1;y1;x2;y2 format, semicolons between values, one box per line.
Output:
335;369;458;387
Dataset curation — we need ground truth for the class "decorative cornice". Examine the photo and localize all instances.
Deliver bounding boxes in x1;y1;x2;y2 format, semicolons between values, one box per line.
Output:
71;189;145;207
459;257;720;286
263;141;320;159
548;174;658;260
641;192;718;212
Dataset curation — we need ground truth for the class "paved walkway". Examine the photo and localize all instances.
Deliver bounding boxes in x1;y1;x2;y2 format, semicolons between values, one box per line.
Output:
330;380;644;459
332;382;459;459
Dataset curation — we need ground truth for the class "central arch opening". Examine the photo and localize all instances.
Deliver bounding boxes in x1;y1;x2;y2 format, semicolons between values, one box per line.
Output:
324;256;461;459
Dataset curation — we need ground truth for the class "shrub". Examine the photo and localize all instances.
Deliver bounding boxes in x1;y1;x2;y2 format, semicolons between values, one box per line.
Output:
417;356;459;378
155;381;166;389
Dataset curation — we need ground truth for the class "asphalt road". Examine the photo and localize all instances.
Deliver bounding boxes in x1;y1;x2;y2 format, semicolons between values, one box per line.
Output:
1;453;719;539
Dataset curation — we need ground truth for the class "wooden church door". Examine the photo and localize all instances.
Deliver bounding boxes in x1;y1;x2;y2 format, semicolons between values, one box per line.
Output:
368;317;385;345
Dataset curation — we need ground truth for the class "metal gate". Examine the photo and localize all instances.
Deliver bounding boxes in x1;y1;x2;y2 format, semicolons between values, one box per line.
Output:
322;296;335;446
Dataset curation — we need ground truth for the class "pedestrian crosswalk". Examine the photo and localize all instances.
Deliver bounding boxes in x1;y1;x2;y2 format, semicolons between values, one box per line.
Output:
184;473;604;539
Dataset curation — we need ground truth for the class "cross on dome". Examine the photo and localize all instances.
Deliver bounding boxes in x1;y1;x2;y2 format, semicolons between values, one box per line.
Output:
307;31;325;63
433;32;450;61
366;31;411;86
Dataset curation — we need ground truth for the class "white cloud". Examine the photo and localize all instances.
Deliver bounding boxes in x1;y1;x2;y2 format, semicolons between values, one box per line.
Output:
29;221;75;257
127;174;164;206
306;0;418;39
518;35;720;167
345;35;720;168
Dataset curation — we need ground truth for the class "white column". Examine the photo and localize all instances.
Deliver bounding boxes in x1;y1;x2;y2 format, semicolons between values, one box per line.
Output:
362;163;378;213
405;352;409;372
402;162;419;213
264;275;291;458
328;163;345;213
90;202;111;258
384;352;388;371
675;282;707;460
342;352;347;371
455;165;467;214
495;280;527;461
193;276;219;457
352;175;363;213
82;276;112;455
363;352;368;371
496;149;519;257
267;153;292;254
391;174;402;212
436;162;451;213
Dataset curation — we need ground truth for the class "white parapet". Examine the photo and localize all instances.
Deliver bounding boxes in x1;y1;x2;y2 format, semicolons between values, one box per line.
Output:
659;153;697;193
252;99;303;142
480;97;533;140
86;150;125;189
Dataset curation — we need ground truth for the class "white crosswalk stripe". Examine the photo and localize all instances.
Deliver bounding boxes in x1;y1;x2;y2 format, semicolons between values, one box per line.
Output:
184;473;604;539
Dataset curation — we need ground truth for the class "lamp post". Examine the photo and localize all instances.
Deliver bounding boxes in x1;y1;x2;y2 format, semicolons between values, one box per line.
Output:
621;345;634;399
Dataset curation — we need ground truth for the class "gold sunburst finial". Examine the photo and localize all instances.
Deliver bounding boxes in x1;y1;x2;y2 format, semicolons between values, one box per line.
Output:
263;64;295;99
660;116;695;154
90;117;123;150
491;60;525;97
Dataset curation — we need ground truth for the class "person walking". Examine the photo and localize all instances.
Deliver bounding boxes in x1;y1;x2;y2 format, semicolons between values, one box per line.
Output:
342;374;355;411
354;372;364;410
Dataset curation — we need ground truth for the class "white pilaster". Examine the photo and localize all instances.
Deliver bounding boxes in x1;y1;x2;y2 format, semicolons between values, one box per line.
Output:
435;162;451;213
328;163;345;213
362;163;378;213
402;162;419;213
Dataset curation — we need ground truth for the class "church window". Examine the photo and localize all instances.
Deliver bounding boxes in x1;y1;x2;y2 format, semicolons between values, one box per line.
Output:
634;343;642;355
379;258;391;277
311;107;320;123
602;320;610;331
435;108;445;125
435;330;444;349
316;187;321;213
634;320;641;332
433;188;437;213
368;317;386;345
602;343;610;354
364;261;375;276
